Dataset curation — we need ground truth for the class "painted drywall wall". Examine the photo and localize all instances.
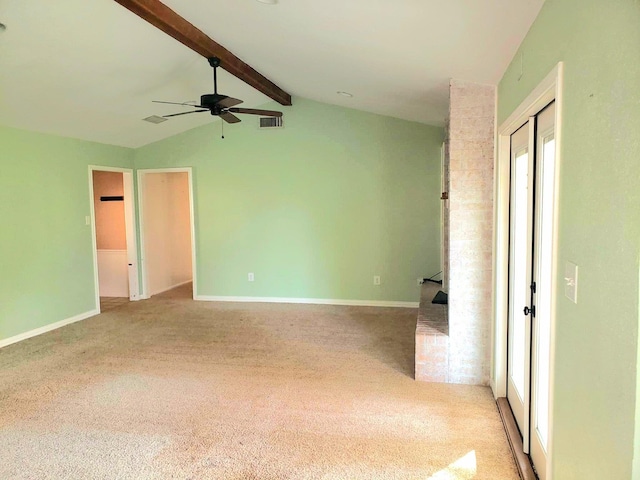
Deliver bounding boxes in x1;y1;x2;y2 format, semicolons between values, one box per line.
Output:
93;170;126;250
0;125;133;342
141;172;192;296
97;250;129;297
134;97;443;302
167;172;193;289
498;1;640;478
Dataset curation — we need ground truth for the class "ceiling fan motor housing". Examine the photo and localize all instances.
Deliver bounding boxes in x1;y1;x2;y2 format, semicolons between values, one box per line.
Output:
201;94;228;110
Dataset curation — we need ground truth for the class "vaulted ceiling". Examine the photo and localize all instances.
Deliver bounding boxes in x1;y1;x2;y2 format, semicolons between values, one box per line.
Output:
0;0;544;148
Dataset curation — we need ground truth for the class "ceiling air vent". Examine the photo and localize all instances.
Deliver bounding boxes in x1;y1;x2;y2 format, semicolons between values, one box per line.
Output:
259;117;283;129
143;115;167;124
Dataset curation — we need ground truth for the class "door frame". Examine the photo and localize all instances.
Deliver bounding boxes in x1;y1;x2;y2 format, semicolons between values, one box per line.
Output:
492;62;564;479
137;167;197;300
440;141;446;286
88;165;140;311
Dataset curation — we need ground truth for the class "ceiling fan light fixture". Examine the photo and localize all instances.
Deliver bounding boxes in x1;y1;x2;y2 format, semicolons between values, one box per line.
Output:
337;91;353;98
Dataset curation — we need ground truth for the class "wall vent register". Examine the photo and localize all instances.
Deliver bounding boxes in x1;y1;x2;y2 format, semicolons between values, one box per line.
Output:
259;117;283;129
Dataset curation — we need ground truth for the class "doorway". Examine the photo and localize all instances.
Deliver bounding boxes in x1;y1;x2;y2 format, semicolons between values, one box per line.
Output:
506;102;556;478
89;166;140;312
137;168;196;299
493;63;563;480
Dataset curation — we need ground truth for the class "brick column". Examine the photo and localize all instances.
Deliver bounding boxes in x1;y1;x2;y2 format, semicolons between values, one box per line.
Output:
446;80;495;385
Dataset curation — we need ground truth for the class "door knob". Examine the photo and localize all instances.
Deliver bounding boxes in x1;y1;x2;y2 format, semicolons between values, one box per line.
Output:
523;306;536;317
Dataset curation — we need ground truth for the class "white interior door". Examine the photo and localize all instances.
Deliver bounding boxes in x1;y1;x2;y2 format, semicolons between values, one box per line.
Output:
529;102;556;479
507;121;534;448
506;102;556;479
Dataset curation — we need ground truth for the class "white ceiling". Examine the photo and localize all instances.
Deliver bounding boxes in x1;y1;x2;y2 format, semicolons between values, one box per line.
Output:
0;0;544;148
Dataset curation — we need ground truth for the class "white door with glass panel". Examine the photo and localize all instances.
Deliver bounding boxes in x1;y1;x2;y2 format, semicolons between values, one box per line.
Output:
507;102;556;479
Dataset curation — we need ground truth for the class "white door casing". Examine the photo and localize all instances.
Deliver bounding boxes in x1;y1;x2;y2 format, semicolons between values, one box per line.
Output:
493;63;563;480
529;102;557;478
88;165;140;309
506;120;534;450
137;167;197;300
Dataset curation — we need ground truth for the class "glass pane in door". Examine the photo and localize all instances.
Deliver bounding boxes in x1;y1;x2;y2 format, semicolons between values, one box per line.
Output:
534;134;556;449
509;148;529;400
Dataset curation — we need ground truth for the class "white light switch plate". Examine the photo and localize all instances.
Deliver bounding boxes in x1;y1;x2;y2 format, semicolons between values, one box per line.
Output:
564;261;578;303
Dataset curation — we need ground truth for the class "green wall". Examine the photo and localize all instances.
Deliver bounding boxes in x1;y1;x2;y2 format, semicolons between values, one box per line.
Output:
135;98;443;302
0;126;133;341
1;98;442;343
498;0;640;478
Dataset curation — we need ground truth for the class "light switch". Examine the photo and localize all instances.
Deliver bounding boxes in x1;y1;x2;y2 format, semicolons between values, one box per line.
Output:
85;215;91;226
564;261;578;303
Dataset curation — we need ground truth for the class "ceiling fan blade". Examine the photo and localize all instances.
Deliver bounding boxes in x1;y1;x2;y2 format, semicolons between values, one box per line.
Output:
219;112;241;124
153;100;205;108
216;96;243;108
163;109;209;118
228;108;283;117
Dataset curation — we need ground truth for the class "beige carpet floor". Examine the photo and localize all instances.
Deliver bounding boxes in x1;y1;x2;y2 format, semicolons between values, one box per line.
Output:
100;296;130;313
0;284;518;479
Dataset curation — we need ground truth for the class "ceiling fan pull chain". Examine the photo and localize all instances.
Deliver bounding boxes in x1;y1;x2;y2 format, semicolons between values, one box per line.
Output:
221;118;224;139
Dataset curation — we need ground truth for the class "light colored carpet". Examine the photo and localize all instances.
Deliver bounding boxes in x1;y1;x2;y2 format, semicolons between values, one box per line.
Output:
0;284;518;479
100;296;129;312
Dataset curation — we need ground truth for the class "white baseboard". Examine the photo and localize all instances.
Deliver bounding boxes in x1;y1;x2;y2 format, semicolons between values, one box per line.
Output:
194;295;418;308
149;279;193;297
0;309;99;349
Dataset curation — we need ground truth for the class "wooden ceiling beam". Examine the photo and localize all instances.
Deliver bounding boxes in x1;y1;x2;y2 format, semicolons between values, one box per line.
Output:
113;0;292;106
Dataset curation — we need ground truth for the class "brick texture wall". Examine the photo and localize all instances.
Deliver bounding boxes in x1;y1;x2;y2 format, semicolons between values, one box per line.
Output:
446;80;495;385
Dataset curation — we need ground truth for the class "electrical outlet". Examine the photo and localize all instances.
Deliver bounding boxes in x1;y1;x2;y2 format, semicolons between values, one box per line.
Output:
373;275;381;286
85;215;91;226
564;262;578;303
248;272;254;282
417;278;423;286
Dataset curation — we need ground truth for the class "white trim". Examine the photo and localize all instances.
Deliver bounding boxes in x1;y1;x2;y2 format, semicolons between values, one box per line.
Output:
88;167;101;313
493;62;564;396
0;310;98;349
88;165;133;173
195;295;419;308
499;64;564;136
122;170;140;301
440;141;445;281
137;167;197;300
493;62;563;480
490;82;500;394
546;63;563;480
136;169;148;299
151;279;193;296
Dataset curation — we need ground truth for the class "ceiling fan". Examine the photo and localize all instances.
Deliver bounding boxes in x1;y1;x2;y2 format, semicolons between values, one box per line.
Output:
153;57;284;124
